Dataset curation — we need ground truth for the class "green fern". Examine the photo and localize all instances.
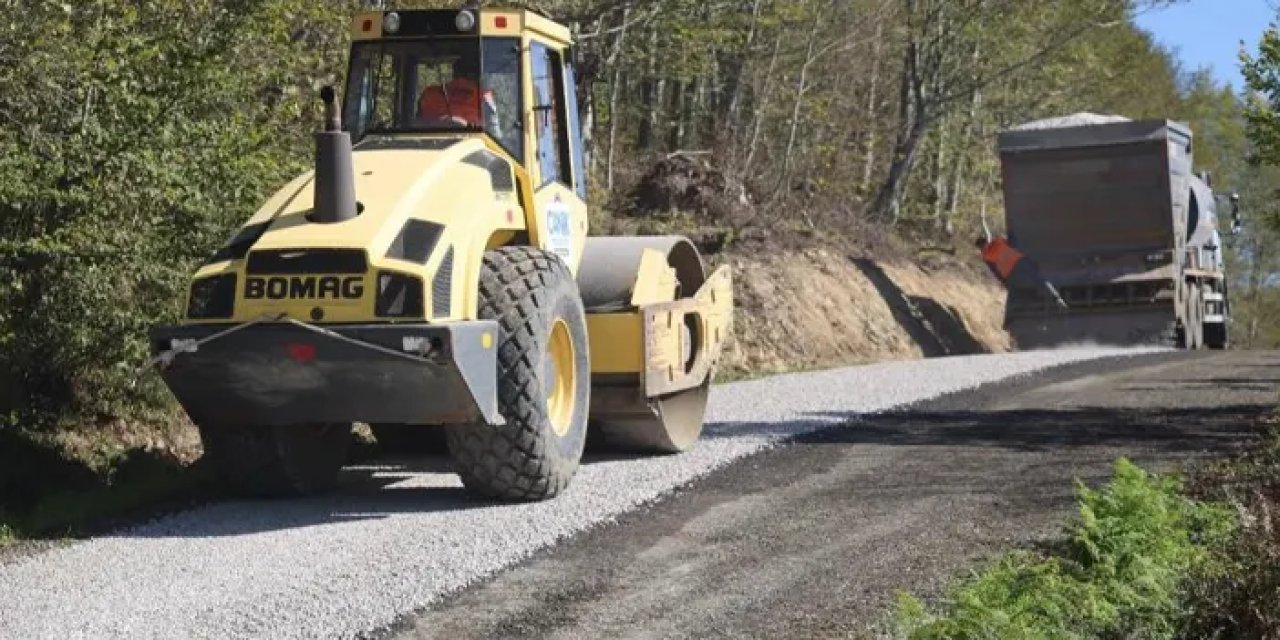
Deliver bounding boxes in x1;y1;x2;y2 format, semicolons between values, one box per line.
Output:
893;458;1237;640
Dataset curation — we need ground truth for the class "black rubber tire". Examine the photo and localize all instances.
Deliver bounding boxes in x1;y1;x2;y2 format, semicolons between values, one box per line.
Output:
1204;322;1228;350
198;423;351;498
445;247;591;501
370;424;449;455
1190;288;1205;349
1178;286;1204;350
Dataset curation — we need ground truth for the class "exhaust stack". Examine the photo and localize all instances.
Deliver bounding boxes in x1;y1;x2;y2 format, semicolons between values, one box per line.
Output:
312;86;358;224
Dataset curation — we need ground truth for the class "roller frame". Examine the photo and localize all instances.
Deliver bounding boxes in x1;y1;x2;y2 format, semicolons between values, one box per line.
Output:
576;236;734;453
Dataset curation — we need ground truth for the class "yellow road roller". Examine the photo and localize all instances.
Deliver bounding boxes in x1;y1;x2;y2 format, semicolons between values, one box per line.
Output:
147;5;733;501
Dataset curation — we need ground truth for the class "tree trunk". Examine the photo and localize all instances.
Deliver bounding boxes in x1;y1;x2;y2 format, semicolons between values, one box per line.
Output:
669;79;686;149
1244;234;1267;346
932;121;947;229
774;11;823;202
742;34;783;180
871;17;928;223
944;87;982;234
942;39;984;235
604;3;633;192
860;19;885;193
724;0;764;138
872;114;929;224
638;28;659;150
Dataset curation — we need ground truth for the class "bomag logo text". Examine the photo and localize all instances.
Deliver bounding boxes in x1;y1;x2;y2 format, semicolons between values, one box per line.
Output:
244;276;365;301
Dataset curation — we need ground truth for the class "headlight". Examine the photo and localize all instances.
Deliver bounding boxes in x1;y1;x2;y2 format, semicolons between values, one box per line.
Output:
376;271;424;318
187;274;237;319
455;9;476;32
384;11;401;33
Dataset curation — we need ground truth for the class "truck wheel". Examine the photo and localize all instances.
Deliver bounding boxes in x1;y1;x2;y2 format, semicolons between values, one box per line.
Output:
445;247;590;501
198;423;351;498
1190;288;1205;349
1179;287;1204;350
1204;323;1228;350
370;424;448;455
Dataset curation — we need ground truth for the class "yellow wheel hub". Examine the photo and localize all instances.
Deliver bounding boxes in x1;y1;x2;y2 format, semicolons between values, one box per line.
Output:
546;319;577;437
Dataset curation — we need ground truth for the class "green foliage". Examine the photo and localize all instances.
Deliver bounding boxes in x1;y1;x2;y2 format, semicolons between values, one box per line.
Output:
1234;10;1280;348
1181;425;1280;639
1242;23;1280;167
0;0;353;431
1176;70;1247;184
893;458;1236;640
0;0;1264;444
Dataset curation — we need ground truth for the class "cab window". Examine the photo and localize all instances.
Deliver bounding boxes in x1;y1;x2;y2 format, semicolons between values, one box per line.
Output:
530;42;572;189
482;38;522;158
342;38;520;154
564;55;587;200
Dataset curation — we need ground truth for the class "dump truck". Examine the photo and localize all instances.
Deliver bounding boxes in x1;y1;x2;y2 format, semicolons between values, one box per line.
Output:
146;6;734;502
995;114;1239;350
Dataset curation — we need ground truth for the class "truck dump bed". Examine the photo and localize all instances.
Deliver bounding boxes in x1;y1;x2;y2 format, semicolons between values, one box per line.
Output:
996;117;1194;346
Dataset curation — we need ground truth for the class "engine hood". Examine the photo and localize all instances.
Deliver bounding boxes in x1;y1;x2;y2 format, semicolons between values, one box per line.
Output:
235;136;487;255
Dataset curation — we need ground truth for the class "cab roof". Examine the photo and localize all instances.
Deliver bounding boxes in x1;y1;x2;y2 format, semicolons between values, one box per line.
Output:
351;7;573;46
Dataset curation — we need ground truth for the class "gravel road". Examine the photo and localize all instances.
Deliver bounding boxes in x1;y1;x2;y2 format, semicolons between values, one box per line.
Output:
0;346;1168;639
392;349;1276;640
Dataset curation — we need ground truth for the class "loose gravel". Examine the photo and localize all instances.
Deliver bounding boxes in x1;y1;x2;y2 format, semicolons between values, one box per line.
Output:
0;346;1163;640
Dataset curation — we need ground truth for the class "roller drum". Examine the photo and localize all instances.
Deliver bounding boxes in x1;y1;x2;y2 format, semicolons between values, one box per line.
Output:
578;236;713;454
577;236;706;311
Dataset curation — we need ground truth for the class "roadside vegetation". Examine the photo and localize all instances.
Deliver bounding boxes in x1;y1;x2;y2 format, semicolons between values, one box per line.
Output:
887;18;1280;635
890;419;1280;640
891;458;1238;639
1180;419;1280;639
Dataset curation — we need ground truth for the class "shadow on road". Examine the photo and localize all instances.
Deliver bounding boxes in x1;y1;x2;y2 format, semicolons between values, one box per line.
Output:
53;352;1280;542
792;404;1269;454
851;258;987;358
98;459;498;539
103;446;703;539
696;403;1269;455
143;397;1269;539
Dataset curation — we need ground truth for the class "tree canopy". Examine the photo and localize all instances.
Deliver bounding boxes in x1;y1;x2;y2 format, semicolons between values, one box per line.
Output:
0;0;1264;431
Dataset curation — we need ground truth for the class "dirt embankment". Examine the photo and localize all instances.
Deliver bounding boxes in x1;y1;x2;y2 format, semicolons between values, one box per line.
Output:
620;151;1012;378
716;245;1012;378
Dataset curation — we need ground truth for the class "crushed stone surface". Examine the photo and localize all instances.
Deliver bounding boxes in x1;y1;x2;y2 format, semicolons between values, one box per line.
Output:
0;346;1163;640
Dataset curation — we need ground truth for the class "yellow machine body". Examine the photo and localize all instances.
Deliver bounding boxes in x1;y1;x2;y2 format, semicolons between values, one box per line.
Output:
151;7;732;446
189;138;531;325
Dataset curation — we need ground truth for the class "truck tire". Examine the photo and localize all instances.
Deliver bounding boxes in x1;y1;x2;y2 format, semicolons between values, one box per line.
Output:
1179;286;1204;350
370;424;448;455
198;423;351;498
1190;288;1205;349
1204;323;1228;350
445;247;590;501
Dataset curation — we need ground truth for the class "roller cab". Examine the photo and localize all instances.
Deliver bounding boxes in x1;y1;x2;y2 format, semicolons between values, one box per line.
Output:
148;6;733;502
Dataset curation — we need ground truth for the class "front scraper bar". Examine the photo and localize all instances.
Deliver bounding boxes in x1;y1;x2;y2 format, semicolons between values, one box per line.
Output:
141;316;503;428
